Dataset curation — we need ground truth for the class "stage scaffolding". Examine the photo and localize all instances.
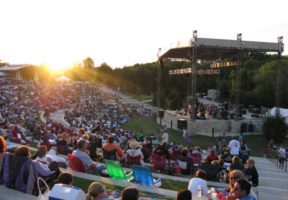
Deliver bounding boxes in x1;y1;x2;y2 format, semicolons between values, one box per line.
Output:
158;32;284;120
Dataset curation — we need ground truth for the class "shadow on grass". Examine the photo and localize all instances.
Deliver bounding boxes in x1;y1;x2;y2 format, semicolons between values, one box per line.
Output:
73;176;176;199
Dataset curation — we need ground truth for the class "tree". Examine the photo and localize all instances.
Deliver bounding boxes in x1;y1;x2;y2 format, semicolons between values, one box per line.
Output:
0;60;8;67
82;57;95;68
97;62;113;73
262;114;288;143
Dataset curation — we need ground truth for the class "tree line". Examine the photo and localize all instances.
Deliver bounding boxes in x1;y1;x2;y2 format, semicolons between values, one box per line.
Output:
73;53;288;110
1;53;288;109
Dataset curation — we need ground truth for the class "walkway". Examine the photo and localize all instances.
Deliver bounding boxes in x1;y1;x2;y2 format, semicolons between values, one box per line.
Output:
0;185;37;200
251;156;288;200
49;109;70;128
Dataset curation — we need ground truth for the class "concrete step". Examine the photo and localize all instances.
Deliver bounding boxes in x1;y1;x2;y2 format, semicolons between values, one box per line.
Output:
0;185;37;200
258;186;288;200
259;177;288;189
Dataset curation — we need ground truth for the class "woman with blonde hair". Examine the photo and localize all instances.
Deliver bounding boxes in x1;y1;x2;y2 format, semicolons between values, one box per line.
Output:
86;182;107;200
228;169;245;192
223;170;250;200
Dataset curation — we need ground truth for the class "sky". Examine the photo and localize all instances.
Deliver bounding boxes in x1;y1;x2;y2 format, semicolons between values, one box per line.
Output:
0;0;287;69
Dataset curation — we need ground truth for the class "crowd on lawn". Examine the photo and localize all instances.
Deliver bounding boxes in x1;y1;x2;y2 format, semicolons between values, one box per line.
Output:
0;79;280;200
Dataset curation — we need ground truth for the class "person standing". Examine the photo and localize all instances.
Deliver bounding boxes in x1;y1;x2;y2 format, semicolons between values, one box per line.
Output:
228;136;240;156
278;145;286;169
161;129;169;144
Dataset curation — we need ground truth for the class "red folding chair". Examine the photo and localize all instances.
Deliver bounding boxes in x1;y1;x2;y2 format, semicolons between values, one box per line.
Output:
68;154;85;172
127;154;141;166
151;153;166;172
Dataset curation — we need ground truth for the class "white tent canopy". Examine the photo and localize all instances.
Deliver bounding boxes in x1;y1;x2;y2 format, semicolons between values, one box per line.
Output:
56;76;70;81
269;107;288;117
269;107;288;124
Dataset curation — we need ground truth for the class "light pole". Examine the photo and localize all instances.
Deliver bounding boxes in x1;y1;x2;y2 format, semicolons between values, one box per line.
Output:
157;48;163;125
275;36;284;114
235;33;242;119
191;30;197;120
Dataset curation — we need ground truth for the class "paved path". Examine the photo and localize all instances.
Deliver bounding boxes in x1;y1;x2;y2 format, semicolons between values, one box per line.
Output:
49;109;70;128
0;185;37;200
39;110;46;123
100;85;157;112
251;156;288;200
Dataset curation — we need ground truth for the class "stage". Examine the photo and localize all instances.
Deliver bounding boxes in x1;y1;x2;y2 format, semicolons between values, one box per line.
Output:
159;110;263;137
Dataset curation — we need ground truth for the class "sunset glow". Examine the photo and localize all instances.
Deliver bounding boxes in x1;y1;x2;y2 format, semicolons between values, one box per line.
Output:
46;61;72;73
0;0;287;68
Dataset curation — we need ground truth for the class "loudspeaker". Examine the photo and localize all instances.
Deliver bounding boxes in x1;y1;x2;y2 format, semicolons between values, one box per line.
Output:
159;110;164;118
177;119;187;130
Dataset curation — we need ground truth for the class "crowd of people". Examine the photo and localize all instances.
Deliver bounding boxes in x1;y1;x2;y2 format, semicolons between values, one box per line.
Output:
0;79;262;199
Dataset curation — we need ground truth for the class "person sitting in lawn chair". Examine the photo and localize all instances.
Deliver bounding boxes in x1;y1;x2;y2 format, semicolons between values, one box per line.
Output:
72;139;107;176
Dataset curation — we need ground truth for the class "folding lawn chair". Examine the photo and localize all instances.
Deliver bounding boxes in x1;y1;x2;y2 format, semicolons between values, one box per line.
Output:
132;165;162;187
68;154;86;173
104;160;133;181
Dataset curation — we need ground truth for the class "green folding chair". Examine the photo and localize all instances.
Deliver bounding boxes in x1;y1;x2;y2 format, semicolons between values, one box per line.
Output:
104;160;134;182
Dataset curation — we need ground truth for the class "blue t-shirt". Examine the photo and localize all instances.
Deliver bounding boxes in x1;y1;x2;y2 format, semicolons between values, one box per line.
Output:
240;195;256;200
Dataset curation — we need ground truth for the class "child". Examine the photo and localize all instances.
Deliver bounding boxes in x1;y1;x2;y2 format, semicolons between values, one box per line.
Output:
244;159;259;187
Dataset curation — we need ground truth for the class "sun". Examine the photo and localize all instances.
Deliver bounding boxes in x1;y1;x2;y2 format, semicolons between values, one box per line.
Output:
47;61;72;73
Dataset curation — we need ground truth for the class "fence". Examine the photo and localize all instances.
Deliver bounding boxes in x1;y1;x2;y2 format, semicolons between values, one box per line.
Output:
267;151;288;172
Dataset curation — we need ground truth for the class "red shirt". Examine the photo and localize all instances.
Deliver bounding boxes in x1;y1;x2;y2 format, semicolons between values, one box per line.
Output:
206;154;219;163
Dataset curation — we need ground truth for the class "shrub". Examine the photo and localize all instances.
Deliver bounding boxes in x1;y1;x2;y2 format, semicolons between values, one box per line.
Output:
262;113;288;143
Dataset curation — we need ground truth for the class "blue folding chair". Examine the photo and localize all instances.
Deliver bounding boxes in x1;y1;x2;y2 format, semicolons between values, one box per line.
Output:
132;165;162;187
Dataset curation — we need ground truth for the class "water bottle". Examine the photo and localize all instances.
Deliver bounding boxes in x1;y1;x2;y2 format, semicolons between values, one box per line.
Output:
197;185;203;197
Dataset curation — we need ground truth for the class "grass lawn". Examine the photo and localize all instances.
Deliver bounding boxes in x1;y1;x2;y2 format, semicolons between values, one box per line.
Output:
73;176;188;192
122;92;152;101
123;116;288;157
73;176;179;199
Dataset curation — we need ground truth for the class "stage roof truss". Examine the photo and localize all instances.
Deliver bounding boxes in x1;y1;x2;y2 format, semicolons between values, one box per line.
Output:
159;37;283;60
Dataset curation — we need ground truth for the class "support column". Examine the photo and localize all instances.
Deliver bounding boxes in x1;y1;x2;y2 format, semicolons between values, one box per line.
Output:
275;52;282;109
275;36;284;113
235;33;243;119
157;48;163;120
191;30;197;120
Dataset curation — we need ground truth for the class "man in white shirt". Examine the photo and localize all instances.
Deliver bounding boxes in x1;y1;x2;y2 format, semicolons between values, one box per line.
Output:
228;136;240;156
188;169;209;197
278;145;286;168
162;130;169;144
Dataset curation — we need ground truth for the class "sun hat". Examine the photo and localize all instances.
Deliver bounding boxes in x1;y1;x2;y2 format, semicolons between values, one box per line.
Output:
129;139;138;149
